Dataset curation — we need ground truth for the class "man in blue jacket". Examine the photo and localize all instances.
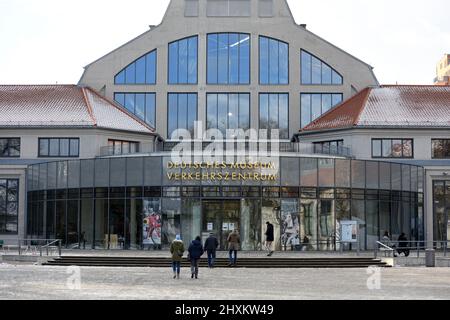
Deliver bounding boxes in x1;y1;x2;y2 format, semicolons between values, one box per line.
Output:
188;236;204;279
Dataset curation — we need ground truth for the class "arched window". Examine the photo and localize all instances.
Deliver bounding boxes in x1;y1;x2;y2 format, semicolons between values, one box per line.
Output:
207;33;250;84
259;36;289;85
301;50;343;85
114;50;157;85
168;36;198;84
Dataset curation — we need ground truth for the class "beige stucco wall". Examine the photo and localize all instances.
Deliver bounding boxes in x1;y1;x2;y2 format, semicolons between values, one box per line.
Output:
79;0;379;140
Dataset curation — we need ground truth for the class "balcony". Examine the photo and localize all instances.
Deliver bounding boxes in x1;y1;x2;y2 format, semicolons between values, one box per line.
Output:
99;141;352;158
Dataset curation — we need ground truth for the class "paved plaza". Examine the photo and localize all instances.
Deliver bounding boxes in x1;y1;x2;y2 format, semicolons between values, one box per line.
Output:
0;263;449;300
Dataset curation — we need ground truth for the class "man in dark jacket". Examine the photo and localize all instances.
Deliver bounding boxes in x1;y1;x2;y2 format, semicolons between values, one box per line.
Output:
204;233;219;268
265;221;274;256
188;236;204;279
396;233;410;257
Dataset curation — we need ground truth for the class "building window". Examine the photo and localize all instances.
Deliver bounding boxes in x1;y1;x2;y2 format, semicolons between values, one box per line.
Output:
108;140;139;156
207;93;250;135
313;140;344;155
0;138;20;157
0;179;19;234
168;36;198;84
300;93;343;128
207;33;250;84
301;50;343;85
259;93;289;139
168;93;198;138
39;138;79;158
432;139;450;159
372;139;414;159
114;50;156;85
259;36;289;85
114;93;156;128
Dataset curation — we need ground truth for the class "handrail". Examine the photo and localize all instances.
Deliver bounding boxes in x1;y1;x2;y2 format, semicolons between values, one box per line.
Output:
40;239;62;257
374;241;394;259
6;239;63;257
375;240;448;259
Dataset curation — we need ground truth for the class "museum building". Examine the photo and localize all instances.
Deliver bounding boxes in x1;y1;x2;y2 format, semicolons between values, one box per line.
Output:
1;0;448;251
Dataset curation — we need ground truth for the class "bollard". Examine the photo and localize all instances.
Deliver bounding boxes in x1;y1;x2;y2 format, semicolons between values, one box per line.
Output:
425;249;435;267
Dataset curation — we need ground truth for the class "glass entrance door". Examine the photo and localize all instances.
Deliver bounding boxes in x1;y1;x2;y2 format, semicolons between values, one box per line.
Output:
202;200;241;250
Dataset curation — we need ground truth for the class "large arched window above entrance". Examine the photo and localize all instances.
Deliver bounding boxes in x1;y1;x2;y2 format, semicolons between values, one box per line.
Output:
259;36;289;85
114;50;157;85
301;50;343;85
207;33;250;84
168;36;198;84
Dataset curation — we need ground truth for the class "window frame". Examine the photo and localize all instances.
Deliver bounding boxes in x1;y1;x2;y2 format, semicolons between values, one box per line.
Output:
431;139;450;159
371;138;414;159
206;92;251;134
300;49;343;86
300;93;343;128
259;35;289;85
258;93;290;140
38;138;80;158
0;138;21;158
206;32;251;85
114;49;157;85
168;35;199;85
167;93;199;139
107;139;140;156
113;92;156;128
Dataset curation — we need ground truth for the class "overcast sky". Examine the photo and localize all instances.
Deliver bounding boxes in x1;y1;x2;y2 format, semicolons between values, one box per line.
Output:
0;0;448;85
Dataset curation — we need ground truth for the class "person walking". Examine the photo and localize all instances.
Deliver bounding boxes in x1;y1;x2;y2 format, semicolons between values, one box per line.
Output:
227;229;240;267
188;236;204;279
204;233;219;268
170;234;185;279
265;221;274;256
396;232;410;257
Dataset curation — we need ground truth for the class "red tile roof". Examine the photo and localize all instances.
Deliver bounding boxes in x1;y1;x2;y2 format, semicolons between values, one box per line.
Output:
302;85;450;132
0;85;155;134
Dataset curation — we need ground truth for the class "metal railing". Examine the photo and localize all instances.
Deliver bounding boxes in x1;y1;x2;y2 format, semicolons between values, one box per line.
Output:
2;239;62;257
374;240;448;259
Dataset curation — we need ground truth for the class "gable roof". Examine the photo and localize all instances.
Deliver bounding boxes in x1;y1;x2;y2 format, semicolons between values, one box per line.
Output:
0;85;155;134
301;85;450;133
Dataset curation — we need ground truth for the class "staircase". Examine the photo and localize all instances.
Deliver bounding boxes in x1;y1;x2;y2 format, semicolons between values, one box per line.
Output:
43;256;389;268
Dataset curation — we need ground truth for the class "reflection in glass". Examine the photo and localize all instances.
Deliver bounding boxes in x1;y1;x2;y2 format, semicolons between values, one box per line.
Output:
299;199;317;250
318;200;335;251
241;199;261;251
259;36;288;84
169;36;198;84
261;199;281;251
281;199;299;251
162;198;181;247
351;200;366;250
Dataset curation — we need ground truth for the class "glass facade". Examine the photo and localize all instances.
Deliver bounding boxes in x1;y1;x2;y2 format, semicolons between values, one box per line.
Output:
259;93;289;139
168;36;198;84
301;50;343;85
27;157;424;251
433;181;450;244
114;93;156;128
259;36;289;85
168;93;198;138
207;33;250;84
300;93;343;128
114;50;157;85
206;93;250;134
